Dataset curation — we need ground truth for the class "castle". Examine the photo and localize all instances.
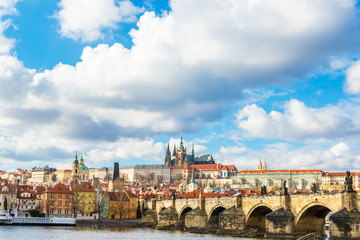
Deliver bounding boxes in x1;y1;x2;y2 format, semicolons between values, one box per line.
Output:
164;136;215;167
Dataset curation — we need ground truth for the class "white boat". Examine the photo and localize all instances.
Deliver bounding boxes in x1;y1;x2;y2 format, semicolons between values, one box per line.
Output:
0;212;76;226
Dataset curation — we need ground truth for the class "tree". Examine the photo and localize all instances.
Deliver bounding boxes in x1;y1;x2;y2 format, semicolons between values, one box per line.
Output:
156;175;164;185
43;193;55;217
3;196;7;212
109;191;128;220
94;190;108;220
72;192;84;218
51;173;57;182
146;172;156;185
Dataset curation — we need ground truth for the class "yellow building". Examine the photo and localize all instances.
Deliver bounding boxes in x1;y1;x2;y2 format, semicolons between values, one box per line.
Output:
70;181;96;219
108;190;138;219
54;169;72;181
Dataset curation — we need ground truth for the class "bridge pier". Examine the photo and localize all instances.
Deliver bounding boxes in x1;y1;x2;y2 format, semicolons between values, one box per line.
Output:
218;206;246;233
265;207;295;238
157;206;179;229
184;207;207;230
141;200;158;227
329;208;360;239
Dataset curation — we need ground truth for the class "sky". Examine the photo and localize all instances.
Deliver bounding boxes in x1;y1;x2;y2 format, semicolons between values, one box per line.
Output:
1;0;360;172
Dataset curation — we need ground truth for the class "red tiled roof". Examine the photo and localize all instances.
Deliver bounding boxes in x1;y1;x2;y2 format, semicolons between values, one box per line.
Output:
70;181;95;192
170;166;192;170
239;169;323;174
322;172;360;177
193;164;222;171
178;190;233;199
47;183;72;194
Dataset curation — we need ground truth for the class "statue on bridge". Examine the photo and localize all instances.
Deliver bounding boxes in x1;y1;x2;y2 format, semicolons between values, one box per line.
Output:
261;185;267;196
342;170;356;193
283;180;288;195
171;189;176;200
311;183;318;194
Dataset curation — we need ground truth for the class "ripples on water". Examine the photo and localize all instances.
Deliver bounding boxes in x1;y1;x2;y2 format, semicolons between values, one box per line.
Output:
0;226;326;240
0;226;266;240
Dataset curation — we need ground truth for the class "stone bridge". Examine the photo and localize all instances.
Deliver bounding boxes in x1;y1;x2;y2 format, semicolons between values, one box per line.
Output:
142;192;360;239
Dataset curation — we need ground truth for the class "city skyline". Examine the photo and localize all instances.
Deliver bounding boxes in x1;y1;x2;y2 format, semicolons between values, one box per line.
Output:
0;0;360;171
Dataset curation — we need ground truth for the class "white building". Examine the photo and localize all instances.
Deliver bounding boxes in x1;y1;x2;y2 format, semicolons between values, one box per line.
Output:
119;165;171;184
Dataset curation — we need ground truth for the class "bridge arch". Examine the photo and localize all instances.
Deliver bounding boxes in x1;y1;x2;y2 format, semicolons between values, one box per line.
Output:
295;202;334;234
208;205;226;227
178;206;193;227
246;203;274;232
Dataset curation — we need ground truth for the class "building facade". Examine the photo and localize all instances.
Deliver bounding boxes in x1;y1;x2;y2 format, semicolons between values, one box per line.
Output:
234;169;323;192
31;166;56;184
118;165;171;184
41;183;73;218
321;172;360;192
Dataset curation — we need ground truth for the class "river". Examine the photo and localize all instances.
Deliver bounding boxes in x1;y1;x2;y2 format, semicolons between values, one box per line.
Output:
0;225;330;240
0;225;265;240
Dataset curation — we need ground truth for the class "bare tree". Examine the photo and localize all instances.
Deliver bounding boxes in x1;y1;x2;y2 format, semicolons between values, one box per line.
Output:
72;192;85;218
43;193;55;217
109;191;129;220
156;175;164;185
146;172;156;185
94;190;108;220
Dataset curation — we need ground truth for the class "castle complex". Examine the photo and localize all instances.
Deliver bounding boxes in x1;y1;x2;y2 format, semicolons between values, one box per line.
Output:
164;136;215;167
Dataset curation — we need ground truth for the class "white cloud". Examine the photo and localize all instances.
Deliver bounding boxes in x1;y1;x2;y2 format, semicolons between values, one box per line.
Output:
235;99;360;141
0;0;17;53
345;60;360;94
1;0;360;169
56;0;144;42
215;141;360;171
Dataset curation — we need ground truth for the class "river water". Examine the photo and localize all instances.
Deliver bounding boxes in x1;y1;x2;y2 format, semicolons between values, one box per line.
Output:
0;226;265;240
0;225;330;240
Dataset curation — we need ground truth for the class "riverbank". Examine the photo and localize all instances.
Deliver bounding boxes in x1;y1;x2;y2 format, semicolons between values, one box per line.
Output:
76;218;142;227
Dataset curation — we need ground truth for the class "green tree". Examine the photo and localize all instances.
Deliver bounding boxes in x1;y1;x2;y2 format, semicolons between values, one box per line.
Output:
51;173;57;182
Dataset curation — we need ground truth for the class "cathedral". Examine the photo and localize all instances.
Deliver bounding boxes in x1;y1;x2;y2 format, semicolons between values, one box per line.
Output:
164;136;215;167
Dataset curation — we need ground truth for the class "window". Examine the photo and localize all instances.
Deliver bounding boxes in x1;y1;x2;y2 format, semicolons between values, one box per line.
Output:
58;210;61;214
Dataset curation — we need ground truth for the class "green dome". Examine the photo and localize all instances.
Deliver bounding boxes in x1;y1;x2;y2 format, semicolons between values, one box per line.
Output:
79;164;89;171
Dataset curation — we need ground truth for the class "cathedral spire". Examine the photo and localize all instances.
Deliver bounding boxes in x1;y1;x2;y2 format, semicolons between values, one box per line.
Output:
179;135;185;151
165;143;171;166
172;143;176;157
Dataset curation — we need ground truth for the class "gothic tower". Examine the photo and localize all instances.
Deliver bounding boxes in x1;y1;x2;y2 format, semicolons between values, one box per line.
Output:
165;143;172;167
175;136;187;167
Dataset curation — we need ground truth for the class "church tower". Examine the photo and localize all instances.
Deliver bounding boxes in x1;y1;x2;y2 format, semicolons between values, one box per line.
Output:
71;152;81;181
257;158;263;170
263;159;267;170
175;136;187;167
165;143;172;167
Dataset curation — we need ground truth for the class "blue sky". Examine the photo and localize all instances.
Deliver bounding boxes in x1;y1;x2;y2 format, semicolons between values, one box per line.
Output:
1;0;360;172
